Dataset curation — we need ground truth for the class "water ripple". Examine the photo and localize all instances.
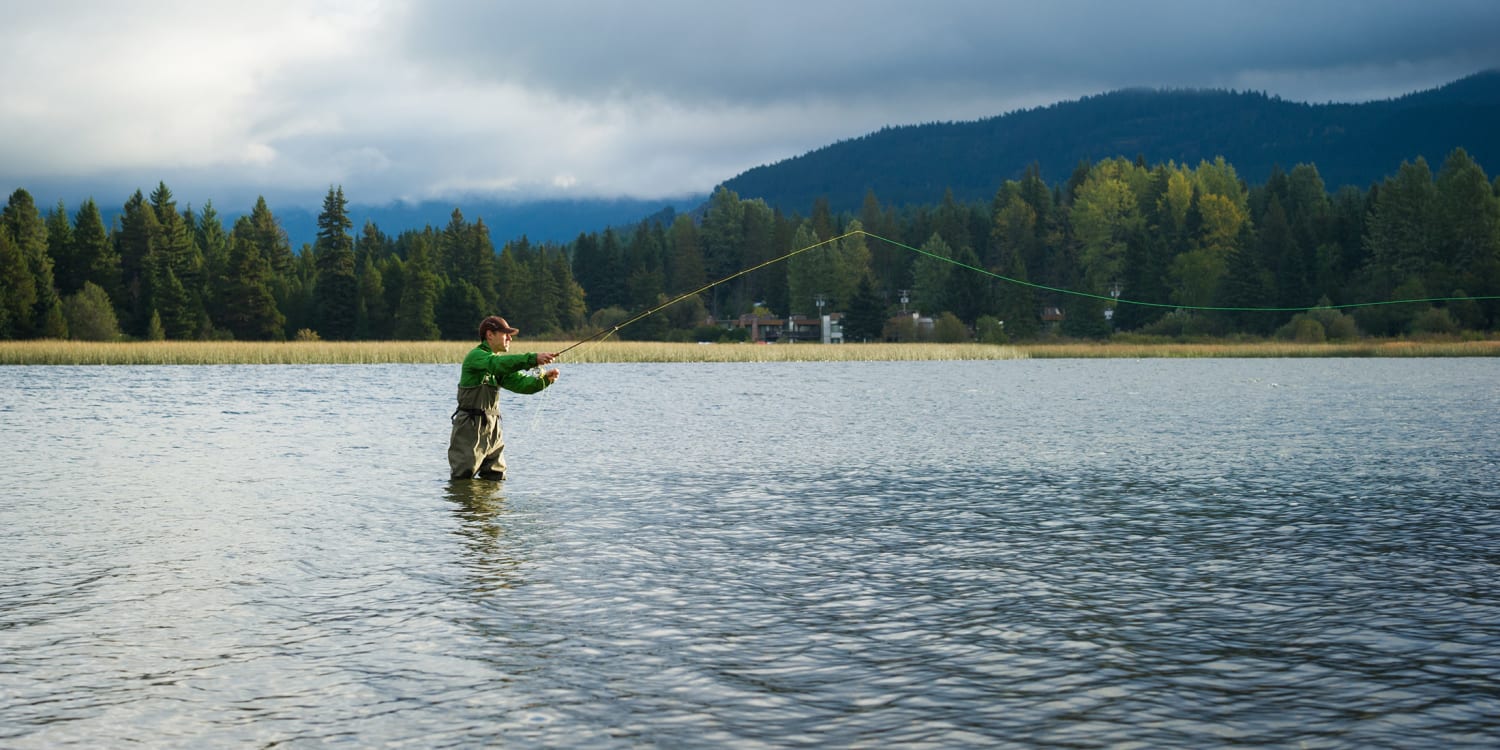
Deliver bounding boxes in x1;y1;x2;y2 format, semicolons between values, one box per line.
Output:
1;360;1496;747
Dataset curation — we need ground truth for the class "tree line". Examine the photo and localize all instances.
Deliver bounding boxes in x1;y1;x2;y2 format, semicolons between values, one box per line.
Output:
0;185;585;342
2;147;1497;344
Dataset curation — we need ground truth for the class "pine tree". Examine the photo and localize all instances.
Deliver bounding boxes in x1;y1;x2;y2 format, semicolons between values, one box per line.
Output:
842;275;887;342
910;232;953;318
314;186;358;339
115;191;160;335
861;188;906;297
529;246;565;334
623;225;665;333
393;235;440;340
3;189;61;337
625;223;665;293
1435;149;1500;276
247;196;294;275
569;231;603;312
47;201;80;295
946;243;994;324
0;230;34;339
437;207;468;280
196;201;230;330
548;250;587;332
667;214;706;296
467;218;498;308
355;220;392;268
1220;232;1278;335
1259;196;1312;309
224;219;286;340
355;254;389;339
277;248;319;337
786;222;835;317
149;257;193;339
739;200;778;311
991;197;1041;338
569;229;624;313
147;184;205;338
1285;165;1330;298
494;239;529;321
701;186;746;315
1114;230;1167;332
1367;158;1437;278
824;220;871;314
1328;186;1369;293
72;199;120;306
808;196;835;241
437;279;487;339
499;239;560;334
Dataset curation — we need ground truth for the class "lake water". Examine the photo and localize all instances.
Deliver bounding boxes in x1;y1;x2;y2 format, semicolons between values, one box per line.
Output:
2;358;1497;748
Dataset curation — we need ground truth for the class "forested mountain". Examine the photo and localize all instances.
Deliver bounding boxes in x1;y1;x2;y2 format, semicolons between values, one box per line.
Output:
722;71;1500;214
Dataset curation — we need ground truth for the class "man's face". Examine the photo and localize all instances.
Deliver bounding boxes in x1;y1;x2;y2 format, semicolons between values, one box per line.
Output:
486;329;512;352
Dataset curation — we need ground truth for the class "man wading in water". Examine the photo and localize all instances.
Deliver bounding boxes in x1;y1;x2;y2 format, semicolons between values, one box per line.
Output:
448;316;559;480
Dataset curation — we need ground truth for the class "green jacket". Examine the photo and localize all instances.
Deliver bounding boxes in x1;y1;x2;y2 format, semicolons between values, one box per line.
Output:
458;343;551;394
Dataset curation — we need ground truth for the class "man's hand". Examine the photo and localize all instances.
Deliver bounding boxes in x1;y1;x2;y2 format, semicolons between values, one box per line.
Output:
542;368;560;384
536;352;558;366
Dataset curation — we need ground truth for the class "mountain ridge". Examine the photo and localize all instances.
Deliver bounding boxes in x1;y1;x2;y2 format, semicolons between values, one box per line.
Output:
719;70;1500;214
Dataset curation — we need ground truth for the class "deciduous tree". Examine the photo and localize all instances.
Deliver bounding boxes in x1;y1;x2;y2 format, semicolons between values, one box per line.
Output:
62;282;121;341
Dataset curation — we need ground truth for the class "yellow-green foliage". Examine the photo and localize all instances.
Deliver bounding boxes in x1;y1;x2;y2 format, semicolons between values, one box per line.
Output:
1;338;1496;365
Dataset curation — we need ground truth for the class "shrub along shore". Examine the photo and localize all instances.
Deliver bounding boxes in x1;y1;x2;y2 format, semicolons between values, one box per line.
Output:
1;338;1497;365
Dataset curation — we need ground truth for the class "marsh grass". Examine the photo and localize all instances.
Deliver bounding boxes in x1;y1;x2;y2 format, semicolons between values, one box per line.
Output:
0;340;1024;365
0;340;471;365
1;338;1496;365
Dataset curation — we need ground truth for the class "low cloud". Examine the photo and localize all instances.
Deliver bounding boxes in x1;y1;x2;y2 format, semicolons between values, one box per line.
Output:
2;0;1497;211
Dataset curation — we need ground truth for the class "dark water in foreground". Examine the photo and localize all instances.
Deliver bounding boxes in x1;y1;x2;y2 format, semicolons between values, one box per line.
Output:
1;359;1497;748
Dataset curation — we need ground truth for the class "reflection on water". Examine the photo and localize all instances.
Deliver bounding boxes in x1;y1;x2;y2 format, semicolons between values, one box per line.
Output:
1;360;1497;748
445;479;525;593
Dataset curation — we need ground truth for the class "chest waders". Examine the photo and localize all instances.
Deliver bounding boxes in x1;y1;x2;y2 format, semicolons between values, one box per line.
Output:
448;381;507;480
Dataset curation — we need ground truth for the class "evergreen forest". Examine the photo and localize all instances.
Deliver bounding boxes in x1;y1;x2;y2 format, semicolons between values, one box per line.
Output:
723;71;1500;214
3;148;1499;345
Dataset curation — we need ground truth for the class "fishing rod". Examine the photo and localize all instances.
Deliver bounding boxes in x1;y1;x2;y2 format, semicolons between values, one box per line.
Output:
554;229;1500;357
555;229;865;358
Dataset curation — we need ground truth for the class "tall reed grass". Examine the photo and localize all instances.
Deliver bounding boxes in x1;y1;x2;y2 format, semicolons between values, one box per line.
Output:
1;338;1495;365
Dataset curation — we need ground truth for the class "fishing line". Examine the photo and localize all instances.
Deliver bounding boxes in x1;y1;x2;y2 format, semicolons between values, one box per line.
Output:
556;230;865;358
556;229;1499;355
861;231;1500;312
523;366;551;436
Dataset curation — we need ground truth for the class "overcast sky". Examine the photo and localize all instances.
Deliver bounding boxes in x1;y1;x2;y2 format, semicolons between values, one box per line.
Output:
3;0;1498;211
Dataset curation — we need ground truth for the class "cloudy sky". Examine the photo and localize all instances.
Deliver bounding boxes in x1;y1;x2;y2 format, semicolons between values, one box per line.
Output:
3;0;1498;211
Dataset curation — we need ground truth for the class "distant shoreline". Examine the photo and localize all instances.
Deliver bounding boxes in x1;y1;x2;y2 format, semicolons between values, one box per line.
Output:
2;338;1497;365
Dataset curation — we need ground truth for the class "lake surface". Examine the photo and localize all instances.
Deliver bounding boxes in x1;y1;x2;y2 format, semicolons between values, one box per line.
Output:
2;358;1497;748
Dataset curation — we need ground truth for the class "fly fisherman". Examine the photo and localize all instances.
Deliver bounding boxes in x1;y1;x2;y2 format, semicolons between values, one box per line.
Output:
448;316;559;480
